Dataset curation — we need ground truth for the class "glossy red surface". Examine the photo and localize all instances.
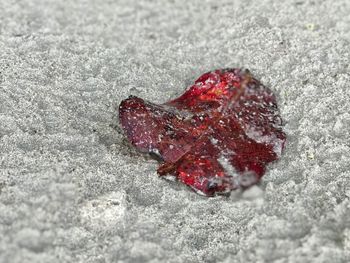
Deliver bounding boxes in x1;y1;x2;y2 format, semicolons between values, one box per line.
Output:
119;69;286;196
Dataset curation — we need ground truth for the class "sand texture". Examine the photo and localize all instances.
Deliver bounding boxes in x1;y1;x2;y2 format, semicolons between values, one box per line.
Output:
0;0;350;262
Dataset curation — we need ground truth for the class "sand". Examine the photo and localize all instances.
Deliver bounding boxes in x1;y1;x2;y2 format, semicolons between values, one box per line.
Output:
0;0;349;262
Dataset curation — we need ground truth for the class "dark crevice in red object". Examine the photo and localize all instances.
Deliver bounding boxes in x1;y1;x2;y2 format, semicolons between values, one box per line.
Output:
119;68;286;196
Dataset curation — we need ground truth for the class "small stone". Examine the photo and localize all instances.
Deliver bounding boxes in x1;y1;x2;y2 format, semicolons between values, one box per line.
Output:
79;191;127;232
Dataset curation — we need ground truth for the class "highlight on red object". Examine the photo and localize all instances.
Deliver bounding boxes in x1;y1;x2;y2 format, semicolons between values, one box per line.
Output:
119;68;286;196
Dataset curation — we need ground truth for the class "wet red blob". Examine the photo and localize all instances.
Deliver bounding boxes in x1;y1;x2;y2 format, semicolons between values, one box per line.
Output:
119;68;286;196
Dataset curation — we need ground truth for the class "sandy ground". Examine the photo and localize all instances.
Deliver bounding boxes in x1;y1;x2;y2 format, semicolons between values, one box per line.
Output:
0;0;350;262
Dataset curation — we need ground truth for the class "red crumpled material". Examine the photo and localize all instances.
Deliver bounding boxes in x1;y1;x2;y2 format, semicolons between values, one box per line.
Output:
119;68;286;196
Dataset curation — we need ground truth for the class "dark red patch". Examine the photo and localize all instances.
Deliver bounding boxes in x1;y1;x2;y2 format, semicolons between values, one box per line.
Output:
119;68;286;196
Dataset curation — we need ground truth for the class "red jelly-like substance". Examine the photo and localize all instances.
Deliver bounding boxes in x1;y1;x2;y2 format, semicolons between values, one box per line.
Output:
119;69;286;196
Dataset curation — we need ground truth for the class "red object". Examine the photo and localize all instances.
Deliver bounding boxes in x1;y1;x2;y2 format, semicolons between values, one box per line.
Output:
119;69;286;196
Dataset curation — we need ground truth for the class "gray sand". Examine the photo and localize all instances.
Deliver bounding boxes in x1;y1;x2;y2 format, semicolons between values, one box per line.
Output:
0;0;350;262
